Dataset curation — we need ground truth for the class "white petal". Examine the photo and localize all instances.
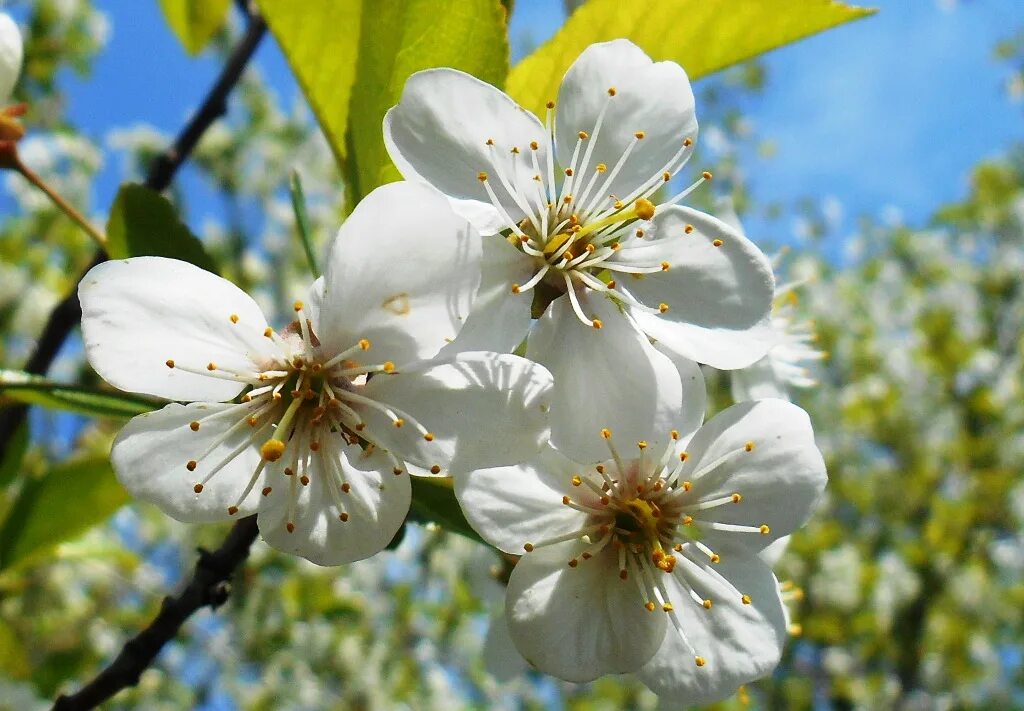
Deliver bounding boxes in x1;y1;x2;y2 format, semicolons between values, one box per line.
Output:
258;441;411;566
730;355;790;402
319;182;482;365
437;236;535;357
636;548;788;703
79;257;277;402
621;206;775;369
483;609;529;683
527;293;684;463
359;352;554;474
682;399;826;552
454;444;585;554
758;535;791;569
384;68;548;234
654;343;707;445
0;14;23;103
506;542;666;681
556;40;697;204
111;402;274;522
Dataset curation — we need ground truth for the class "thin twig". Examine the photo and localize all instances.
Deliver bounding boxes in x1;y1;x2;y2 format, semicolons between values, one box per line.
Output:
13;156;107;247
0;13;267;461
51;516;261;710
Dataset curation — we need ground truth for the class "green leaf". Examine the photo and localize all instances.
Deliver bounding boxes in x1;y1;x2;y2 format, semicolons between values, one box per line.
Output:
0;423;27;490
259;0;363;166
507;0;875;116
106;183;217;273
345;0;509;202
0;370;160;420
0;458;129;571
159;0;232;55
409;476;484;544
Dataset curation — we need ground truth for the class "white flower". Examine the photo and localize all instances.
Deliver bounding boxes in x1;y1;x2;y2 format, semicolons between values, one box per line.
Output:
385;40;774;460
456;399;826;702
731;284;826;402
80;182;554;566
0;12;22;105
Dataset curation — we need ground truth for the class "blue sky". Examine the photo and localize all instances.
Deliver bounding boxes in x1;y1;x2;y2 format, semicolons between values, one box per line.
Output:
38;0;1024;251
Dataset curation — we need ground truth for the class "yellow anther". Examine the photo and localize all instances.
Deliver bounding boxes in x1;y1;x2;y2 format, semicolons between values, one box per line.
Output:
663;602;674;612
193;483;203;493
568;559;579;568
423;432;435;442
230;313;239;324
710;553;721;563
393;467;404;476
684;224;694;234
695;656;706;667
300;475;310;485
261;486;273;496
703;599;712;609
702;170;713;180
430;464;441;474
293;300;304;312
227;505;239;515
683;481;692;492
659;303;669;313
712;239;724;247
511;146;520;154
759;524;771;535
596;162;607;172
189;421;200;431
637;440;648;450
660;261;670;271
741;594;752;605
264;327;273;338
607;87;616;96
524;542;535;552
571;475;582;486
670;430;680;440
645;601;657;612
341;482;351;493
634;131;646;140
339;512;350;522
485;138;494;145
613;199;624;210
578;130;588;140
309;440;321;452
732;493;743;503
592;319;603;329
165;359;175;368
286;522;295;533
635;229;644;237
261;439;287;462
247;416;258;427
511;283;521;294
393;418;405;428
679;451;689;462
562;495;571;505
545;100;555;109
662;171;671;182
530;140;539;150
601;428;612;439
683;515;694;525
564;167;574;177
382;361;396;373
359;338;371;350
683;137;693;147
745;441;755;452
563;195;573;204
634;198;655;220
477;171;488;182
186;460;198;471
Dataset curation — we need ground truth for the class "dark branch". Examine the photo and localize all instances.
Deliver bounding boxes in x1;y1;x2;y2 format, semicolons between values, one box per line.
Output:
52;516;260;711
0;14;267;461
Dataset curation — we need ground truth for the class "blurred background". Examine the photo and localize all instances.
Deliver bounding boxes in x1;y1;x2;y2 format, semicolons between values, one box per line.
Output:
0;0;1022;708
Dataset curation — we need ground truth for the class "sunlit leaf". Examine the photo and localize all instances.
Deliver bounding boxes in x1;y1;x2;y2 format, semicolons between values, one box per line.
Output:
106;183;217;273
0;370;159;420
0;458;128;571
159;0;232;55
258;0;363;166
507;0;875;116
409;476;484;544
0;423;27;490
0;621;29;678
345;0;509;202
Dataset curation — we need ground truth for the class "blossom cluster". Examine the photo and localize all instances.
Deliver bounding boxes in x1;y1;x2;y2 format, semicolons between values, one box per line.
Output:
81;40;827;705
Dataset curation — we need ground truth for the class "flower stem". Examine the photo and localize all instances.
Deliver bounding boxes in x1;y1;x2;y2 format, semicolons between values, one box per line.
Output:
289;169;320;277
13;154;107;248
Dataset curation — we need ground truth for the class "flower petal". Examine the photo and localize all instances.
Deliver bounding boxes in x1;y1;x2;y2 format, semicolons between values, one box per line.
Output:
455;444;585;554
0;13;22;103
681;399;826;552
80;257;277;402
556;40;697;206
636;548;788;703
527;292;684;463
111;402;274;522
384;68;548;234
621;206;775;369
730;354;789;402
258;441;411;566
483;609;529;683
359;352;554;474
506;542;666;681
437;236;535;357
319;182;482;365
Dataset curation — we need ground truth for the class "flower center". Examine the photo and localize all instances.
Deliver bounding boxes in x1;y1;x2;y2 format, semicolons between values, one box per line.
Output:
521;429;771;669
164;301;431;532
476;91;711;327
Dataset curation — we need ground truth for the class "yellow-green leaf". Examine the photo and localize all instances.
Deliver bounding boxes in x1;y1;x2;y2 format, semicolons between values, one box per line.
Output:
0;458;128;571
159;0;232;55
346;0;509;202
106;183;217;273
507;0;875;116
0;369;160;420
258;0;363;167
409;476;484;544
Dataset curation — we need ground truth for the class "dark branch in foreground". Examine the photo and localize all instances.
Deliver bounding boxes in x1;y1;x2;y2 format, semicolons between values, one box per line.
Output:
52;516;260;710
0;14;267;460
